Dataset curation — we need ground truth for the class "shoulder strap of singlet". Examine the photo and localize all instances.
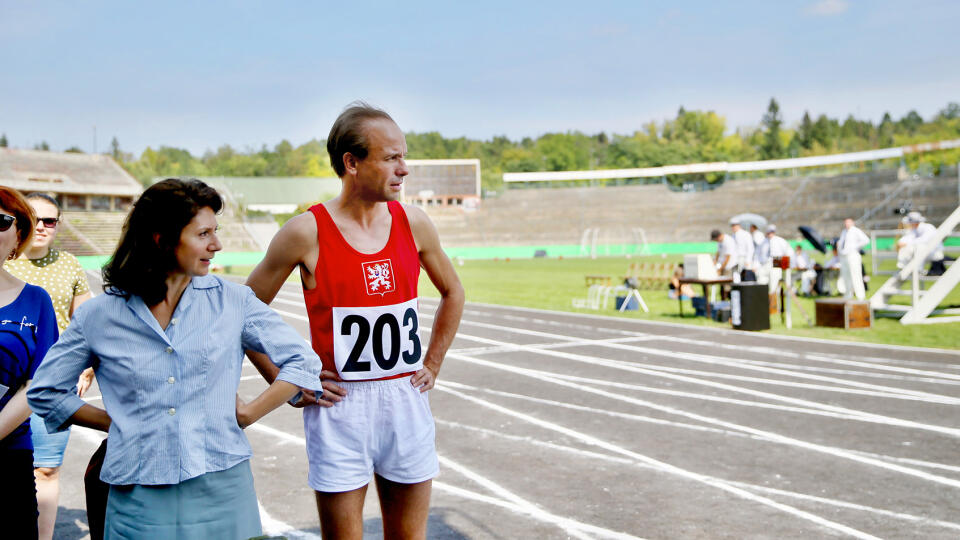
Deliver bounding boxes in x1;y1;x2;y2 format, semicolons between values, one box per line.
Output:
387;201;417;250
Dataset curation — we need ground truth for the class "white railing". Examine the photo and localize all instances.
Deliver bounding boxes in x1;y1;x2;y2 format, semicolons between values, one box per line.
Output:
503;139;960;183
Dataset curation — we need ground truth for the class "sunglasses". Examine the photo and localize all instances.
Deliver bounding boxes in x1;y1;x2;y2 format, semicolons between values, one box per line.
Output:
0;214;15;232
36;217;59;228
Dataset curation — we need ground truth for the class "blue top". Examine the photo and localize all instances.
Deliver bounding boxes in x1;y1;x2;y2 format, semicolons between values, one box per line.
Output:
28;275;323;485
1;283;58;450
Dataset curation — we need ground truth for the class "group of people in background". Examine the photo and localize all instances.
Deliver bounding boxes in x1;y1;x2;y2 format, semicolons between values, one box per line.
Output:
712;216;874;302
1;102;465;540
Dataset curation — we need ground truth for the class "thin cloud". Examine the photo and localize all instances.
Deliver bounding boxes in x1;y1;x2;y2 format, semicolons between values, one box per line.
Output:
806;0;850;16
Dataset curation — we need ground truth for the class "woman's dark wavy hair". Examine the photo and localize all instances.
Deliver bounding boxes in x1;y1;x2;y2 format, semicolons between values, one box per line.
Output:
102;178;222;306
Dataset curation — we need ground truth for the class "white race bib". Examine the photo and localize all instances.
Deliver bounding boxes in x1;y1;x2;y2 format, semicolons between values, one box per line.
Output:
332;298;423;380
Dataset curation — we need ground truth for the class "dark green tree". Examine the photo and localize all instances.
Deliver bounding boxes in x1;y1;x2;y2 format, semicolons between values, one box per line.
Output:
877;113;895;147
898;110;923;133
810;114;835;149
0;133;7;147
64;146;84;153
938;102;960;121
110;137;122;161
35;141;50;151
797;111;814;149
760;98;784;159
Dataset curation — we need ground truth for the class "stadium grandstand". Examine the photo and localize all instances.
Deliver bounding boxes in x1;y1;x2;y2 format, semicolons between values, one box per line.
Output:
203;159;482;248
0;148;260;256
0;148;140;256
426;166;959;249
403;158;481;208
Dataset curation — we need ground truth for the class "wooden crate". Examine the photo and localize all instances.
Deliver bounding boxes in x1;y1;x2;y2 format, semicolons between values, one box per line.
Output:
815;299;872;329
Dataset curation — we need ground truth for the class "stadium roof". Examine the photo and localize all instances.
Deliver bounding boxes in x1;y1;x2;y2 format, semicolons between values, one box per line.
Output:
0;148;142;196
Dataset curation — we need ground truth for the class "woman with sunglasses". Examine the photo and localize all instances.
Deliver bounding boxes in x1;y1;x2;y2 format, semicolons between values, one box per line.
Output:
7;192;94;540
28;178;324;540
0;186;59;540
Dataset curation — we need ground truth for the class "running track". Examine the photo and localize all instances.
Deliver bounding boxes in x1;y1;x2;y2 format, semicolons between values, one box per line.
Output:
51;273;960;539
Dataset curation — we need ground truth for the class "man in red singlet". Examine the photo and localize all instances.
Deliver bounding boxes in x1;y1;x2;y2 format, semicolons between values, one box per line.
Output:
245;102;464;539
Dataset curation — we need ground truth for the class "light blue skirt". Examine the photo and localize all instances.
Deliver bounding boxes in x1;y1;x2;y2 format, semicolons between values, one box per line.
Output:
104;460;262;540
30;413;70;468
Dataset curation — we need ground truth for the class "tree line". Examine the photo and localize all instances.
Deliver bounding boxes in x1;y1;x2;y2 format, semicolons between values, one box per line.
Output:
3;99;958;191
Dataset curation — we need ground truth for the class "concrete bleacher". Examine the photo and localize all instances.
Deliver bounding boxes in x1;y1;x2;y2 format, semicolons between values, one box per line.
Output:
426;167;960;247
57;205;260;256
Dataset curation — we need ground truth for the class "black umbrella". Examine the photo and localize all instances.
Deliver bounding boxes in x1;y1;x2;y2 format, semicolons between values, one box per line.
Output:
798;225;828;254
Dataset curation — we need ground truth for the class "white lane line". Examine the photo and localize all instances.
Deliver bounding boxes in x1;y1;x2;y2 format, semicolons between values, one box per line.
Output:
444;332;960;437
275;289;305;300
726;481;960;533
439;456;633;540
271;297;307;308
436;315;960;405
440;381;960;475
443;354;960;490
453;335;660;355
802;353;960;381
265;303;959;434
436;418;639;466
271;307;310;322
449;299;960;356
591;357;960;404
442;303;960;372
73;425;107;444
435;417;960;533
439;381;762;439
246;422;308;447
436;385;882;540
244;421;626;538
431;481;604;539
671;356;960;386
539;371;959;428
258;503;321;540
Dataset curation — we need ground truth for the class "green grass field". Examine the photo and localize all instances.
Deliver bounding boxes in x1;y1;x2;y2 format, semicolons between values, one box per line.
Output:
412;254;960;351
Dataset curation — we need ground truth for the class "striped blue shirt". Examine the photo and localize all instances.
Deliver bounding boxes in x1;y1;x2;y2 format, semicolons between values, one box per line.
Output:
27;275;322;485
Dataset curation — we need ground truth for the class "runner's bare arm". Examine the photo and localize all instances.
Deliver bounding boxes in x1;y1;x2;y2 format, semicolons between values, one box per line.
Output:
406;205;465;392
244;213;346;406
244;212;318;382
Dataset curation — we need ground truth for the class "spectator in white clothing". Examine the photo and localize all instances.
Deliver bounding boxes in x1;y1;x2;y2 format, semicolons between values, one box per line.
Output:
837;218;870;300
897;212;946;275
791;244;817;296
757;225;792;293
730;218;756;281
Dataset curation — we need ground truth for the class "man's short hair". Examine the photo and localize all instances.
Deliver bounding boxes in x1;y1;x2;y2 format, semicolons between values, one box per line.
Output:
327;101;396;177
710;229;722;241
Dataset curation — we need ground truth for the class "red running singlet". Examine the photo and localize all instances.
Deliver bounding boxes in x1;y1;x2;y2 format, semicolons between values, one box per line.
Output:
304;201;423;381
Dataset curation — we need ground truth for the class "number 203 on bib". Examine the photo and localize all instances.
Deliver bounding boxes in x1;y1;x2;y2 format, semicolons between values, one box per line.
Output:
332;298;423;380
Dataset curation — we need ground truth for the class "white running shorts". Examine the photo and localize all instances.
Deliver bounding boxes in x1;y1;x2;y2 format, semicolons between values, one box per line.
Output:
303;376;439;493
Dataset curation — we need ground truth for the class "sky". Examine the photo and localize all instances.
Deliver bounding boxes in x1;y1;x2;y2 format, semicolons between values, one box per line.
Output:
1;0;957;156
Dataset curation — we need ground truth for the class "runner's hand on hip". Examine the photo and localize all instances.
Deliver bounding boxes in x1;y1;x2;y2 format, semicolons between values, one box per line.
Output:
411;365;438;393
292;370;346;408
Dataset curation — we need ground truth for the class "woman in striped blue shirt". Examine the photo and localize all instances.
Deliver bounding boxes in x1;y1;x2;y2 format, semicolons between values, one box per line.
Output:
28;179;324;540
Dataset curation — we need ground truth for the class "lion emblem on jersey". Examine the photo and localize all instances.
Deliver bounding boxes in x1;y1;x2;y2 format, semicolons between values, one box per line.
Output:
362;259;396;296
